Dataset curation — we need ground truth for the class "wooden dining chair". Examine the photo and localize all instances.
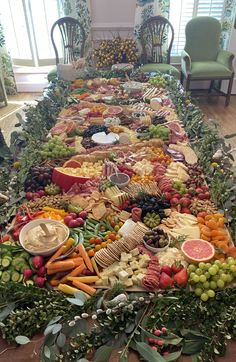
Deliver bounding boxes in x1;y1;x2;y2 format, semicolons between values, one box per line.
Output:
139;16;179;78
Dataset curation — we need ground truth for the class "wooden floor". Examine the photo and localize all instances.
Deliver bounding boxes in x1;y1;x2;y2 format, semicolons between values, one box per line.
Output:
0;93;236;361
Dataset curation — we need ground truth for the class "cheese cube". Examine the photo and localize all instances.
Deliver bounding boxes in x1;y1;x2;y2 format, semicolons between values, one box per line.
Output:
134;269;141;275
126;267;133;276
118;270;129;281
101;276;109;285
113;266;122;275
139;259;149;268
124;278;133;287
131;248;139;257
106;269;115;278
126;253;133;261
136;273;144;285
131;275;138;285
119;262;127;269
109;276;118;286
121;252;129;262
130;261;139;270
95;279;103;286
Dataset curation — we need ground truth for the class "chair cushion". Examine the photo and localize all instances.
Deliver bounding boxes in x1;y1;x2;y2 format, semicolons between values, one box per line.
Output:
47;67;57;82
140;63;179;78
190;61;232;78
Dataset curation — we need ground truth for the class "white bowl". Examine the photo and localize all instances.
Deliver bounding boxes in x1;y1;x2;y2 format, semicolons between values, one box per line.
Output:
109;172;130;188
19;219;69;256
143;238;170;254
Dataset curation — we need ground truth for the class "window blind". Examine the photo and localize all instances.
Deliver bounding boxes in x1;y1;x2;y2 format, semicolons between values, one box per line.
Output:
169;0;226;56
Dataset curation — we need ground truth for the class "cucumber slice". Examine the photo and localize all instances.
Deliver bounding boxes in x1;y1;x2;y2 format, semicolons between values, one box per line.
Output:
1;271;11;282
12;257;25;267
25;280;34;286
11;271;20;282
2;255;12;261
19;252;30;260
18;274;24;283
0;271;2;278
2;258;10;268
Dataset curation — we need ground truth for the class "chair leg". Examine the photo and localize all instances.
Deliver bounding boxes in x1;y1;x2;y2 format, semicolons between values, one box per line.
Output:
208;80;214;94
225;74;234;106
185;76;191;91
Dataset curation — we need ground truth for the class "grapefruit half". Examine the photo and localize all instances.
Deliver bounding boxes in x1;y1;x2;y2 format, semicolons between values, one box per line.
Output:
181;239;215;263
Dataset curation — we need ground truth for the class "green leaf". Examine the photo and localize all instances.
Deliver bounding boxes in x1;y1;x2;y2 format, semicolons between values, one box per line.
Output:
52;323;62;335
164;350;182;361
44;345;51;359
136;342;166;362
47;316;62;326
15;335;30;345
125;322;136;334
119;354;129;362
76;359;89;362
182;339;205;355
0;302;15;321
74;291;87;303
191;354;199;362
67;319;88;337
94;345;113;362
44;325;55;336
66;297;85;306
56;332;66;348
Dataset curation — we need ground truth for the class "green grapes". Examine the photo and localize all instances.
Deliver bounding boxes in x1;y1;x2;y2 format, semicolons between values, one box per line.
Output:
187;257;236;302
149;75;167;88
40;136;75;160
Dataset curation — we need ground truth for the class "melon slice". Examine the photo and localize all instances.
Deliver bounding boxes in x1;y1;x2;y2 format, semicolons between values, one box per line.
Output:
52;168;90;192
181;239;215;263
63;160;81;168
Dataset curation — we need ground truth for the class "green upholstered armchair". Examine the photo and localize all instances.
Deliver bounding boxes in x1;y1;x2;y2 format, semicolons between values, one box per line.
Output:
181;16;235;106
139;16;179;79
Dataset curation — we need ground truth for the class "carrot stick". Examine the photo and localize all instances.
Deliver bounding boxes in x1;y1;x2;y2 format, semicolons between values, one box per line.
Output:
47;267;74;275
47;259;75;271
72;280;96;296
49;279;61;286
71;257;83;266
68;252;79;259
67;276;99;283
60;263;85;284
78;244;94;272
46;238;75;267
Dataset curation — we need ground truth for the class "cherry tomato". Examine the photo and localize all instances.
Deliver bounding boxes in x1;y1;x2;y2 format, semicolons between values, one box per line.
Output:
95;238;102;245
109;233;116;241
95;245;101;251
89;237;96;244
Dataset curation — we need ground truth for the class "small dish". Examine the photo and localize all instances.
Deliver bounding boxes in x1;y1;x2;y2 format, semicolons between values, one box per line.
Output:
109;172;130;188
19;219;69;257
92;132;119;145
143;238;170;254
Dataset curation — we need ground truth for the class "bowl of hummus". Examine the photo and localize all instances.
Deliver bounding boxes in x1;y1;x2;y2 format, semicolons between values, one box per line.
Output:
19;219;70;256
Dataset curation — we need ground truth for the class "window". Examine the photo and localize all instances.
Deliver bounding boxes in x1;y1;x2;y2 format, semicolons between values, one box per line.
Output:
0;0;60;66
169;0;226;57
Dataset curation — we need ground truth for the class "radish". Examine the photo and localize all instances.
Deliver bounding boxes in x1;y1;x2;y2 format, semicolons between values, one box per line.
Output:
37;266;46;277
35;277;46;288
68;219;80;228
78;211;87;220
64;215;74;225
69;213;77;219
23;269;33;280
76;217;84;226
32;255;44;269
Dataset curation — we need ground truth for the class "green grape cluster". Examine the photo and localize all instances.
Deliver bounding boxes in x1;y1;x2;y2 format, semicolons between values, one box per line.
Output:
188;257;236;302
40;137;75;160
149;125;170;141
173;180;187;195
149;75;167;88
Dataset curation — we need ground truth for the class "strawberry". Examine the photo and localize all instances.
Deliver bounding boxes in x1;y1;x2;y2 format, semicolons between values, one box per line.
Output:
179;197;191;207
161;265;172;276
173;268;188;287
171;262;183;274
159;272;174;289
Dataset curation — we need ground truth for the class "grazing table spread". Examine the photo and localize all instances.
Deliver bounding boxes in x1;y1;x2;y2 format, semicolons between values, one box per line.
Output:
0;71;236;362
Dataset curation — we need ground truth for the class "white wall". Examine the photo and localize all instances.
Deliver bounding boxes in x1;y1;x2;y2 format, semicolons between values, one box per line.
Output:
90;0;136;44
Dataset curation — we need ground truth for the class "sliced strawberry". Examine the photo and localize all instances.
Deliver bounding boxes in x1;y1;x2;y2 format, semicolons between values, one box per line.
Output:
173;268;188;287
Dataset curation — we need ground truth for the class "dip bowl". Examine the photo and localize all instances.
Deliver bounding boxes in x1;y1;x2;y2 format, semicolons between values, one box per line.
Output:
19;219;69;256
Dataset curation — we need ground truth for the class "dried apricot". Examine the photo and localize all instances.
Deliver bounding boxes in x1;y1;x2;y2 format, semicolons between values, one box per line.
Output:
205;220;218;229
201;226;212;237
197;216;205;224
201;234;211;242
